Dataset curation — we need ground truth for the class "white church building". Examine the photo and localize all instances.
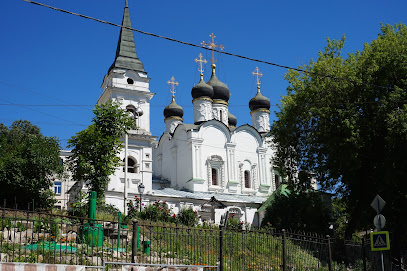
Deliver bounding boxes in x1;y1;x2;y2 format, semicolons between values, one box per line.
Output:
67;0;298;226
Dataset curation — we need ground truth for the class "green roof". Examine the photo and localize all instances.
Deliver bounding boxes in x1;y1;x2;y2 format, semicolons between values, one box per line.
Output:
257;184;290;212
109;0;145;73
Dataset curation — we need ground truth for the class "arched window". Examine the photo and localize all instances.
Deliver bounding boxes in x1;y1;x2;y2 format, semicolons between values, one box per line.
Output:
123;157;137;173
127;78;134;84
219;110;223;122
211;168;218;186
244;170;251;188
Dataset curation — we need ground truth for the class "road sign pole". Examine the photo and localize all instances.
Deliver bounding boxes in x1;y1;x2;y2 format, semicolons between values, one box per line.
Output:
376;198;382;230
376;198;385;271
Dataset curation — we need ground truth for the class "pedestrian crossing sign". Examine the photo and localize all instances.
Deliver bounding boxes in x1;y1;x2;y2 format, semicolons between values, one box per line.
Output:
370;231;390;251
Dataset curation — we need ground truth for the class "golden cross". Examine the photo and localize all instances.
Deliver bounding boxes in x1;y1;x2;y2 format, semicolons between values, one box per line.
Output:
167;76;179;97
201;33;225;65
194;53;207;76
252;67;263;88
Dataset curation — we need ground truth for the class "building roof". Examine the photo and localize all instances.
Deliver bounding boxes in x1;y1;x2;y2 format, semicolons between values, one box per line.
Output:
257;184;290;212
151;188;267;204
164;97;184;119
109;0;145;73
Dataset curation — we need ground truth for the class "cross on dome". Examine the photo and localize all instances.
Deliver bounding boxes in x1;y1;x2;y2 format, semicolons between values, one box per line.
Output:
194;53;207;76
167;76;179;98
201;33;224;66
252;67;263;90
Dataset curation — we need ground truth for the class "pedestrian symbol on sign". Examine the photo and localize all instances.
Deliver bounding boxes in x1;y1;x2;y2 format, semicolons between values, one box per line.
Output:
371;231;390;251
374;235;386;247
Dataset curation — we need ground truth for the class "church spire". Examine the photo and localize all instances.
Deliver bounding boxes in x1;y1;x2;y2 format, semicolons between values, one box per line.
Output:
109;0;145;73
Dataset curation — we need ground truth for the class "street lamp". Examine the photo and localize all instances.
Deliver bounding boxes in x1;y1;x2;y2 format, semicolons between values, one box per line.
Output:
138;183;145;212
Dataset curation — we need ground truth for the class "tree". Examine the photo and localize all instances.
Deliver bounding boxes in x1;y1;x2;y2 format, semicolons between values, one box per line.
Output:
0;120;62;209
271;24;407;254
67;101;133;199
262;190;331;235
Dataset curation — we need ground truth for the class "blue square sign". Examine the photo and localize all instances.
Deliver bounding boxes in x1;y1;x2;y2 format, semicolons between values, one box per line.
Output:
371;231;390;251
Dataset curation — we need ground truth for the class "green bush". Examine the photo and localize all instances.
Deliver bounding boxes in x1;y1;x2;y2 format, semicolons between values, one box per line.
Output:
226;215;245;231
177;207;198;227
126;195;141;220
140;200;174;222
33;217;59;239
0;217;11;229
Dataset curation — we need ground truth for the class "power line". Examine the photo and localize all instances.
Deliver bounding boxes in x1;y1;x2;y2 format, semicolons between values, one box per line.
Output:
0;104;93;107
0;80;89;106
23;0;403;92
0;98;88;128
1;100;407;108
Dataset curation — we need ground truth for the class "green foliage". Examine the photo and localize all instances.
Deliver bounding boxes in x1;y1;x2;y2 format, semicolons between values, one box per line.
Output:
139;200;175;222
69;191;120;221
331;197;348;239
126;195;141;219
225;215;246;231
262;190;331;235
177;207;198;227
67;101;134;199
270;23;407;244
0;120;62;209
127;197;198;226
33;216;60;239
0;217;12;229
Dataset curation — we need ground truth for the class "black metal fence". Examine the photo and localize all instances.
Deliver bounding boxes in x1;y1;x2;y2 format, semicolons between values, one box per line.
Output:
0;208;392;270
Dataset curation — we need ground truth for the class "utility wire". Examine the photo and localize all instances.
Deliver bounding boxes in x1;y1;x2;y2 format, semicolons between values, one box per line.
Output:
0;104;93;107
23;0;402;92
0;98;87;128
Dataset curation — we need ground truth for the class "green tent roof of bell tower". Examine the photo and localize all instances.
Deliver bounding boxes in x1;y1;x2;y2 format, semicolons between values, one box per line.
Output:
109;0;145;73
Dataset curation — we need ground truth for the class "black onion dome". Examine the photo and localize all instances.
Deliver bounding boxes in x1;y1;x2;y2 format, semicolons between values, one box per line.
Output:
207;69;230;102
191;77;214;99
228;112;237;127
249;89;270;111
164;97;184;118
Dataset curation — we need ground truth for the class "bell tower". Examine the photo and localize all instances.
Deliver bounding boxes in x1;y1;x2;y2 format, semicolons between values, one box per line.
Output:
99;0;154;133
98;0;156;213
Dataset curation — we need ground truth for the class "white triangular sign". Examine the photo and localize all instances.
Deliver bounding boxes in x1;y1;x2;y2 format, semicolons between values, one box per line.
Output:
374;235;386;247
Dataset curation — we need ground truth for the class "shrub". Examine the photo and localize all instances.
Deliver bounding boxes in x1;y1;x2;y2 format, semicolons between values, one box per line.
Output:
126;195;141;219
226;215;245;231
177;207;198;227
140;200;173;222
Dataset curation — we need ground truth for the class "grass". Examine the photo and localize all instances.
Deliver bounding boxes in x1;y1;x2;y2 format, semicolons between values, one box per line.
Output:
136;223;332;270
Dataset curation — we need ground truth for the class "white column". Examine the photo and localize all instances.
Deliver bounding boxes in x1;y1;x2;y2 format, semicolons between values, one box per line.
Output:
252;164;258;190
226;143;236;182
171;147;177;187
194;145;199;178
239;163;244;192
191;138;204;179
257;148;267;186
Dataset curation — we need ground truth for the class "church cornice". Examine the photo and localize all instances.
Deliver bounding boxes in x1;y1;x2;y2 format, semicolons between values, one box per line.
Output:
192;97;213;103
250;108;270;114
107;87;155;99
164;116;183;122
212;99;229;106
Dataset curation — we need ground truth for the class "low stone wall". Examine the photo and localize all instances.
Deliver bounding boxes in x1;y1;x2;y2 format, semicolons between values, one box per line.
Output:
0;263;85;271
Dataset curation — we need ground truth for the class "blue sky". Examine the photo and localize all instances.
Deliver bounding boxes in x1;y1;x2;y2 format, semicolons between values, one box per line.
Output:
1;0;406;148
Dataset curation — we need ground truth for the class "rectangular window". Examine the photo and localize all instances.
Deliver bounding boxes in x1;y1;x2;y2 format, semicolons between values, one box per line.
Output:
211;168;218;186
54;182;62;195
244;170;251;188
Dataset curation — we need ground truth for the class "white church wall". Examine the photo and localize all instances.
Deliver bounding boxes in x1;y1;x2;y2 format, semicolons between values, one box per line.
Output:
172;129;193;190
156;136;168;181
232;129;262;194
197;123;229;191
